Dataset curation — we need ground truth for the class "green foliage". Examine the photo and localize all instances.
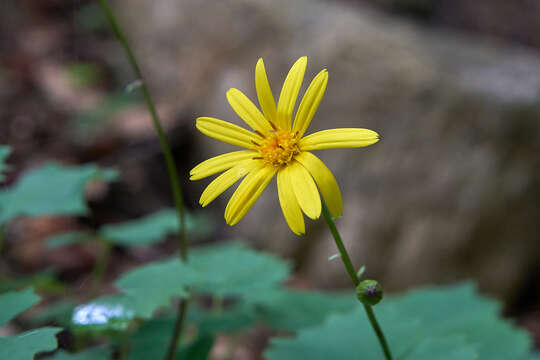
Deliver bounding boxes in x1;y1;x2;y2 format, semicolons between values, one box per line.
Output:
45;210;214;249
0;288;41;326
126;317;214;360
0;271;66;294
71;259;192;332
0;327;62;360
187;304;257;335
0;145;11;182
72;242;289;333
100;209;213;246
0;288;61;359
246;289;356;331
49;347;111;360
265;283;537;360
187;242;290;296
0;162;117;224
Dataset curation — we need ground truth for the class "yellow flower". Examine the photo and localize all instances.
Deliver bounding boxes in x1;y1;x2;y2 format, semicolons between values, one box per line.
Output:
190;57;379;235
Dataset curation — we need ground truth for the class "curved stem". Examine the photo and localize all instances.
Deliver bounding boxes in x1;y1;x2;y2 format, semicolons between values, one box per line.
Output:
97;2;189;359
321;202;393;360
90;237;111;298
98;0;187;260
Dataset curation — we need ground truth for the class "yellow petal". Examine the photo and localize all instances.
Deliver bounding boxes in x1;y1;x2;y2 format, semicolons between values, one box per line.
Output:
255;58;277;124
300;128;379;150
225;165;276;225
295;151;342;218
288;161;321;219
190;150;257;180
196;117;260;149
293;69;328;138
276;56;307;130
277;167;305;235
199;159;259;207
226;88;272;133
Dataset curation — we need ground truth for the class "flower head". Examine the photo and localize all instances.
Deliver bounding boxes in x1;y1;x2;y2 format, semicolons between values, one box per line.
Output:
190;57;379;235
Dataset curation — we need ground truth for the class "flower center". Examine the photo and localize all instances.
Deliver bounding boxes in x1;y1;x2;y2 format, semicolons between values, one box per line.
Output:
256;129;300;167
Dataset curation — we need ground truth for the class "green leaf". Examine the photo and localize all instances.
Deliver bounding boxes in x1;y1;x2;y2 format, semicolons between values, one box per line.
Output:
0;287;41;326
0;327;61;360
32;300;76;328
45;231;93;249
100;209;214;246
101;209;179;246
0;146;11;182
247;289;356;331
49;347;111;360
72;259;193;331
0;162;118;224
115;259;192;313
266;283;537;360
0;271;66;294
187;242;290;296
73;243;288;332
188;304;257;335
126;317;214;360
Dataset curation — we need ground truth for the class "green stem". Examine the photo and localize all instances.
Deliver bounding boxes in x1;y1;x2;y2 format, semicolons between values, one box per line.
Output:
90;237;111;298
97;2;189;359
98;0;187;260
321;202;393;360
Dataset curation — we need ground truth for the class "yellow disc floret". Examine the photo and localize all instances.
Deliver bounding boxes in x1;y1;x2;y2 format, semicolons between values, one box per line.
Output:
256;129;300;167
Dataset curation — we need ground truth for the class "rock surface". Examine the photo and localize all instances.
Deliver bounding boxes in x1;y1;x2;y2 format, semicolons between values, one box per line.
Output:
117;0;540;302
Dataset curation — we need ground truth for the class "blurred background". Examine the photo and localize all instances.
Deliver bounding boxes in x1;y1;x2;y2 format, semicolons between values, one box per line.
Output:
1;0;540;350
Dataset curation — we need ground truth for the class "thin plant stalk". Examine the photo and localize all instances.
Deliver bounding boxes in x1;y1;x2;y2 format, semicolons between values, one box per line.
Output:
97;1;189;359
90;237;112;298
321;201;393;360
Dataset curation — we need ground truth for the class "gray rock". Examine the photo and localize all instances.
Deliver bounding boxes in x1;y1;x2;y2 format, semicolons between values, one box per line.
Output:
117;0;540;301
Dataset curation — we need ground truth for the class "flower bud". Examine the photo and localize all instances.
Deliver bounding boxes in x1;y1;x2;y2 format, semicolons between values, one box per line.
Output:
356;280;383;306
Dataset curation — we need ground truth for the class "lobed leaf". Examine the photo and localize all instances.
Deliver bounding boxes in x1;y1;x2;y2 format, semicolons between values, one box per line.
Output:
266;283;537;360
0;327;61;360
0;287;41;326
0;162;118;224
72;242;290;332
187;242;291;296
246;288;356;331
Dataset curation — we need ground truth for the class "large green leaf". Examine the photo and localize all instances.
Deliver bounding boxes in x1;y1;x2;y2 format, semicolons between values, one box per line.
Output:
246;289;356;331
266;283;536;360
72;260;193;331
0;146;11;182
100;209;179;246
188;303;257;335
0;327;61;360
0;287;41;326
49;347;111;360
100;209;213;246
0;162;118;224
73;243;289;332
187;242;290;296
